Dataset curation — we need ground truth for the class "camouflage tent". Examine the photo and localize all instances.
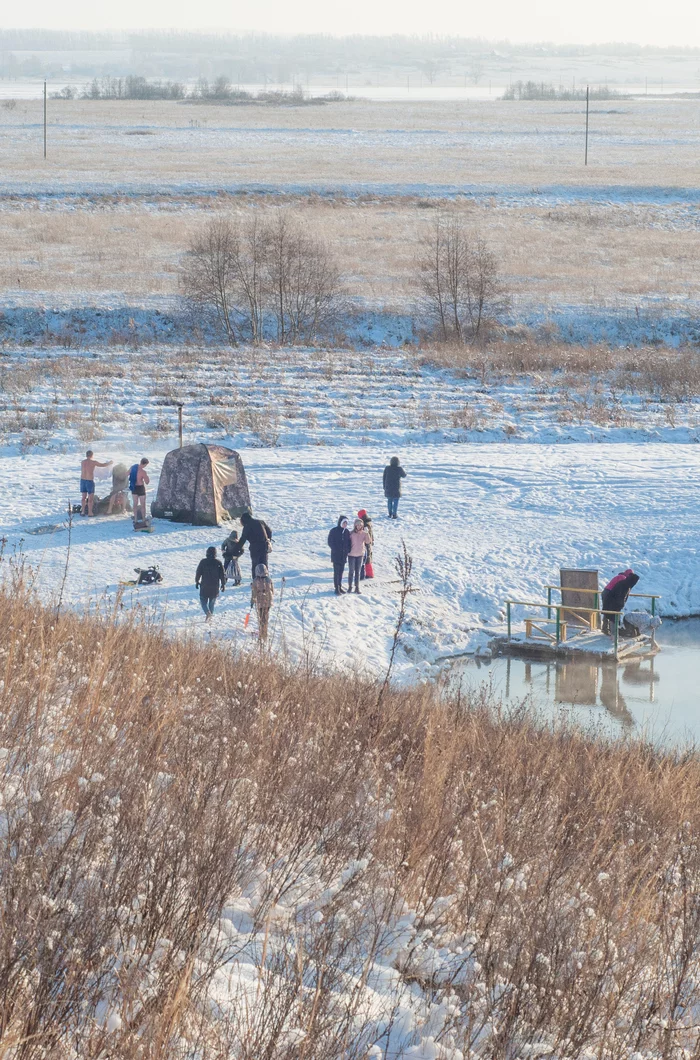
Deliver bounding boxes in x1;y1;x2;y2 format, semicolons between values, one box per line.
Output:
151;444;251;526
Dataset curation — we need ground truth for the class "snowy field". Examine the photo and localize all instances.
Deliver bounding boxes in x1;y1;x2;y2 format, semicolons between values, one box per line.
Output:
3;440;699;682
2;96;700;347
3;97;700;192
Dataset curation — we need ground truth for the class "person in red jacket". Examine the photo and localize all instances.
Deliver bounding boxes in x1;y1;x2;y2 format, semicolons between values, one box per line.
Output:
601;569;640;635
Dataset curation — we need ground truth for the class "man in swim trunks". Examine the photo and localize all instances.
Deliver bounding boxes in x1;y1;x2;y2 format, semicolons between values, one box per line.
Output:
80;450;112;517
132;457;150;525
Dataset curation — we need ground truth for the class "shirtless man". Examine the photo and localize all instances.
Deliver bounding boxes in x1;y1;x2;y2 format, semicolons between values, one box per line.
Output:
132;457;150;525
80;450;112;517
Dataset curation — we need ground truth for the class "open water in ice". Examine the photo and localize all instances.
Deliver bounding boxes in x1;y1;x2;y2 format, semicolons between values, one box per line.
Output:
448;619;700;746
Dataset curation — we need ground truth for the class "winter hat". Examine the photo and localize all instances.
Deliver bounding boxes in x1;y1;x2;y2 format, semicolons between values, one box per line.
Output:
390;456;400;467
338;515;348;527
353;518;364;531
357;509;368;519
255;563;269;578
206;546;217;559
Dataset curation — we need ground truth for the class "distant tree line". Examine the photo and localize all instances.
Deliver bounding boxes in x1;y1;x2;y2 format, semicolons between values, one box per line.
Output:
51;78;347;105
79;76;186;100
502;81;624;101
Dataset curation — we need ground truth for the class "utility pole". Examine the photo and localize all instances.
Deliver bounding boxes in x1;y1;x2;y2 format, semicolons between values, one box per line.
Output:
43;80;47;159
581;83;589;165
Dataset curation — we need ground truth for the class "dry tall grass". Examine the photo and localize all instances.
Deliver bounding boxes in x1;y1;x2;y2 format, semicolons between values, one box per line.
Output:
1;197;698;309
420;341;700;400
2;576;700;1057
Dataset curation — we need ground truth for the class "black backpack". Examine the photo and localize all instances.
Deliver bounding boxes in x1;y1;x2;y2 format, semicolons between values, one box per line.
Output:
134;565;162;586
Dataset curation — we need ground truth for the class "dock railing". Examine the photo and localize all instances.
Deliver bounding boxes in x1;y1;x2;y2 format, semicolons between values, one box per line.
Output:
505;589;661;655
543;584;661;620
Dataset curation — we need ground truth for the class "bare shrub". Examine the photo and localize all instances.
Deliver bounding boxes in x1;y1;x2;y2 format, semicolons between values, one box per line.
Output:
265;212;344;344
181;213;343;346
417;213;509;343
181;216;241;345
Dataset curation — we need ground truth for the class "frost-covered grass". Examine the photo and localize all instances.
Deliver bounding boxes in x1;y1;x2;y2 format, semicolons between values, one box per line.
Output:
2;344;700;452
3;584;700;1058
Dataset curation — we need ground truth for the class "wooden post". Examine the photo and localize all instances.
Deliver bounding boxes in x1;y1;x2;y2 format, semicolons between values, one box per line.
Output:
177;404;183;448
581;84;589;164
43;80;47;159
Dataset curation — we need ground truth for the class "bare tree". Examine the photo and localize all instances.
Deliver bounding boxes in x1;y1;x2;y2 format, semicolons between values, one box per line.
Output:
181;216;267;345
180;217;239;346
417;213;509;343
183;212;343;347
234;214;267;344
264;213;343;344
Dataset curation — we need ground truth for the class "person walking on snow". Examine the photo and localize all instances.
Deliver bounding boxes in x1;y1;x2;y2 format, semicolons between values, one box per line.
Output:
347;518;370;594
80;450;112;517
383;456;406;519
357;508;374;579
328;516;351;595
251;563;274;641
195;546;226;621
235;511;273;579
222;529;242;585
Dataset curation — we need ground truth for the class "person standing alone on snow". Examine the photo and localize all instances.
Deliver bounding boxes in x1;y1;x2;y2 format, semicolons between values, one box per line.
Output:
195;546;226;621
251;563;274;641
383;455;406;519
347;518;370;594
328;516;351;595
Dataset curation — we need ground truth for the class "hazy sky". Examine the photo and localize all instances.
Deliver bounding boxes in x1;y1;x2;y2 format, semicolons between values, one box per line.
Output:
5;0;700;48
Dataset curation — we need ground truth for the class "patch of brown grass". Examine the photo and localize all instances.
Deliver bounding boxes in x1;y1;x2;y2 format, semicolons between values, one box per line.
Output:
2;581;700;1056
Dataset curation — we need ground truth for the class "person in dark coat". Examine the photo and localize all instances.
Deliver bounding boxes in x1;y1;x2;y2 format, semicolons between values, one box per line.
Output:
195;546;226;621
222;529;242;585
327;516;351;595
601;569;640;635
382;456;406;519
235;511;273;578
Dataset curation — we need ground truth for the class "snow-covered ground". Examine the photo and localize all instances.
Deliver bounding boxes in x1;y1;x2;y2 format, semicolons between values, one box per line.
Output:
3;441;698;682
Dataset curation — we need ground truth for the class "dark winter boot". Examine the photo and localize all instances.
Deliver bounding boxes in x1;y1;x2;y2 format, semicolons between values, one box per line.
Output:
354;586;360;594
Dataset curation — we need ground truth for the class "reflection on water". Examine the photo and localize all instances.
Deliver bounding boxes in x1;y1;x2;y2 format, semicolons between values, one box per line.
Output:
448;619;700;744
